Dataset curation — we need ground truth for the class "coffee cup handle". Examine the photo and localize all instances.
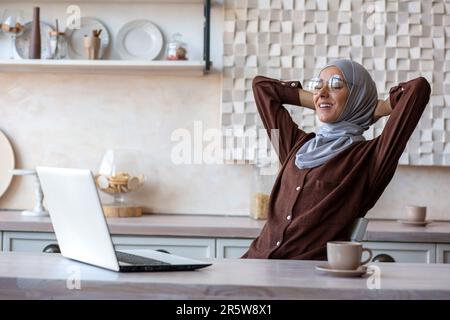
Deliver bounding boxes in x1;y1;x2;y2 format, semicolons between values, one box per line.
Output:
360;248;373;265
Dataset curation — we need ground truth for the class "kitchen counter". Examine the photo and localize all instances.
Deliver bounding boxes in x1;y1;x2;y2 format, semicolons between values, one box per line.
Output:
364;220;450;243
1;251;450;299
1;210;450;243
0;210;265;238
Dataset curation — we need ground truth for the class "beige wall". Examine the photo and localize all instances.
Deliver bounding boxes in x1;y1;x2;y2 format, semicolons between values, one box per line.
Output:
368;165;450;221
0;72;251;215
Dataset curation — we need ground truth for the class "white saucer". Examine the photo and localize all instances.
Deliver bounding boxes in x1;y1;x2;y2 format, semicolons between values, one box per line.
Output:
315;264;368;277
397;219;431;226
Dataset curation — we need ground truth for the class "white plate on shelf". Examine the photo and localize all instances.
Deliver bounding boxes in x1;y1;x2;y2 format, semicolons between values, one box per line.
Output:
14;21;54;59
0;130;15;198
65;17;110;59
116;19;163;60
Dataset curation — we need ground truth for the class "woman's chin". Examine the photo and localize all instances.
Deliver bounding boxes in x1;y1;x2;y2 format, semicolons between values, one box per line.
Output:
317;112;338;123
318;116;332;123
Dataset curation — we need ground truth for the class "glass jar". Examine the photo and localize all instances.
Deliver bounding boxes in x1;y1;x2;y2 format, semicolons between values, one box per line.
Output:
250;158;276;220
165;33;188;60
95;149;146;206
48;31;68;59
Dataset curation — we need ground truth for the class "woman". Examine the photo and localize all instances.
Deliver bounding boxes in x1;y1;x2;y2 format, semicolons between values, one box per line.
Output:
242;59;431;260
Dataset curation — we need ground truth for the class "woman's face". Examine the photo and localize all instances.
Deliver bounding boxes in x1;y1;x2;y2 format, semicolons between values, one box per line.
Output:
313;66;350;123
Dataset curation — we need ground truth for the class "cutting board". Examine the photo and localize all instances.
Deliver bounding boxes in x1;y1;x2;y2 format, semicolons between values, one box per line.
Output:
0;130;15;198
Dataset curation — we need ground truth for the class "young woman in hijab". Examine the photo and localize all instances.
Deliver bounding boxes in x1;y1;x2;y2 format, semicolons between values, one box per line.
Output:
242;59;431;260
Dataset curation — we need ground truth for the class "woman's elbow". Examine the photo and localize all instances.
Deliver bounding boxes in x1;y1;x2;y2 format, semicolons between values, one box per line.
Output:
416;77;431;96
252;76;265;89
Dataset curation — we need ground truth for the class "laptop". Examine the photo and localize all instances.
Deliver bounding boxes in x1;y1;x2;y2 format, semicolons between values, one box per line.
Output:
36;166;212;272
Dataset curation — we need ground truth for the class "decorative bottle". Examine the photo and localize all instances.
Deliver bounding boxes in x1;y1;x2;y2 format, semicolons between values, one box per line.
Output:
29;7;41;59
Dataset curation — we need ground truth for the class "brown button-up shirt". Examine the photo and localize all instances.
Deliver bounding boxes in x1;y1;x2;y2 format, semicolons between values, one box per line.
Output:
242;75;431;260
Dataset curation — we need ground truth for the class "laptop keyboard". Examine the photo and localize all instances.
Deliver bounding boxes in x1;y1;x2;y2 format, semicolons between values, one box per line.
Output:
116;251;170;266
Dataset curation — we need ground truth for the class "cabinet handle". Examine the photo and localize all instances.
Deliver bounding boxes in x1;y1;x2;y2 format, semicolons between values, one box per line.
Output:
43;244;61;253
156;249;171;254
372;253;395;263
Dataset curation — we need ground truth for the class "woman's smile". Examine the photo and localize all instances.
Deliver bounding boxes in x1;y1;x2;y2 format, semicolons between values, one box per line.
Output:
318;102;334;109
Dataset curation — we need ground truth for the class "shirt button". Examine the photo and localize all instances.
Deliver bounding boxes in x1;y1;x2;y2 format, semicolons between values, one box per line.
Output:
296;186;301;191
276;241;281;246
281;82;286;86
290;82;297;87
287;215;291;221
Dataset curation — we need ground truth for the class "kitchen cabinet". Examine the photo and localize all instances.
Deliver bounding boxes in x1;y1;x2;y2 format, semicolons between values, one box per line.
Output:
2;231;57;253
216;240;439;262
362;241;436;264
216;238;253;259
437;244;450;263
111;235;215;259
1;231;246;259
2;231;215;259
5;231;442;263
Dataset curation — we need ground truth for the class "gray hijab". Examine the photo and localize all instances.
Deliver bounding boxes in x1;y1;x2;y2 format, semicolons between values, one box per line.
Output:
295;59;378;169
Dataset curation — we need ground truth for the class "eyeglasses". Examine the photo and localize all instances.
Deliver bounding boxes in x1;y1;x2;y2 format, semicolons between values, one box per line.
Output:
304;75;351;94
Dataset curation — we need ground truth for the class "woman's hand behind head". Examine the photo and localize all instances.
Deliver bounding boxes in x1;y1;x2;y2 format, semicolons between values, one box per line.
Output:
370;97;392;125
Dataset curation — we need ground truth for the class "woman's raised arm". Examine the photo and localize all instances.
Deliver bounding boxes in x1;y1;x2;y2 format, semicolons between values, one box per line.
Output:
252;76;314;164
369;77;431;189
298;89;316;111
371;97;392;124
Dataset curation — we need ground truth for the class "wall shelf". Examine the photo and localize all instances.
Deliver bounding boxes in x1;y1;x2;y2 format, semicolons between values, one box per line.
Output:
0;0;213;72
0;1;208;3
0;59;205;76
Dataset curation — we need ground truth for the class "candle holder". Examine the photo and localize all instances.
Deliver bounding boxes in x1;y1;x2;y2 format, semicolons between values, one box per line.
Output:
9;169;49;217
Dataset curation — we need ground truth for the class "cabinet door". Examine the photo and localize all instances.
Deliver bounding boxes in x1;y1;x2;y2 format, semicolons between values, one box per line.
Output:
2;232;57;252
112;236;215;259
216;238;253;259
437;244;450;263
362;241;436;264
3;232;215;258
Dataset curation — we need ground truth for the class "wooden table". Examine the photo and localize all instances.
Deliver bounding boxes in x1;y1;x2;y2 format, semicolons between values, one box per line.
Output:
1;252;450;299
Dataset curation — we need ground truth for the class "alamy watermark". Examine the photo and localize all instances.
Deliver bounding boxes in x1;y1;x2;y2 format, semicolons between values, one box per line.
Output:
65;5;81;30
366;265;381;290
66;266;81;290
170;121;281;175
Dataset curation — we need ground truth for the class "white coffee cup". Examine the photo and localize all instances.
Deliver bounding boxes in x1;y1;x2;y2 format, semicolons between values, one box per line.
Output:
327;241;373;270
405;205;427;222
